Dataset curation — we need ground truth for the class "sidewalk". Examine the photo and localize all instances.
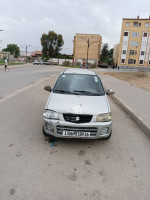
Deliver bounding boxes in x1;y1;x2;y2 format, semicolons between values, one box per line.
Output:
100;74;150;136
0;63;33;71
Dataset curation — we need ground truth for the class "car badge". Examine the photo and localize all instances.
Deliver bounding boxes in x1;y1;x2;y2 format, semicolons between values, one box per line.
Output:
76;116;80;121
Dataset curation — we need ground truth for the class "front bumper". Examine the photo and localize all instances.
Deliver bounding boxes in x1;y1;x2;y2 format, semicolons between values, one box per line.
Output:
43;118;112;139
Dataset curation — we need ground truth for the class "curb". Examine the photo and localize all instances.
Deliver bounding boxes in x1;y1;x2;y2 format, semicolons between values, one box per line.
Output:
105;87;150;138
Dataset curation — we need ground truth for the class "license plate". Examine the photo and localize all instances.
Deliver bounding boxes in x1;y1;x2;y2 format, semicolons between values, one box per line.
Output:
63;130;90;137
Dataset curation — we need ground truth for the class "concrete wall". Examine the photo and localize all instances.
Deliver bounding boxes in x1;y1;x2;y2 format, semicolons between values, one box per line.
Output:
49;58;73;65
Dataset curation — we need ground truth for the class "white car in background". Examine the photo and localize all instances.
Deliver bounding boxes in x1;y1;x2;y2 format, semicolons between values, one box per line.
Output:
33;60;40;65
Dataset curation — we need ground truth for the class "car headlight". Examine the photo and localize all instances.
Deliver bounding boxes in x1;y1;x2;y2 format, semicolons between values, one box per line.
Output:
96;113;112;122
43;110;59;120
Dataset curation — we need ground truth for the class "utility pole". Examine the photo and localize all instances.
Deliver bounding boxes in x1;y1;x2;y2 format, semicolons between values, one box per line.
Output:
79;36;101;64
21;45;32;63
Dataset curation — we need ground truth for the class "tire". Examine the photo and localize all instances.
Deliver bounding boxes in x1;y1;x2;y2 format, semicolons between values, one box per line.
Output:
102;130;112;140
42;126;55;139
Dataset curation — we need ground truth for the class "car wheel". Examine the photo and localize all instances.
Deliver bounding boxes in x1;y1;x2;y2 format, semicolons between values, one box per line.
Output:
102;130;112;140
42;126;55;139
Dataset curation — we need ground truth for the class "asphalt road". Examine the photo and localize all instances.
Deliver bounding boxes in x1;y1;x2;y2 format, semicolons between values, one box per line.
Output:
0;74;150;200
0;65;64;97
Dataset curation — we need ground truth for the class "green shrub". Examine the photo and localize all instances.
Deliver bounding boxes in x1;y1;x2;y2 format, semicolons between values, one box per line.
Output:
88;64;97;69
62;61;71;67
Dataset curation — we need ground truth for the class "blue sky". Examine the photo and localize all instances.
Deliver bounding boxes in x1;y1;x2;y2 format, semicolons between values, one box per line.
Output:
0;0;150;54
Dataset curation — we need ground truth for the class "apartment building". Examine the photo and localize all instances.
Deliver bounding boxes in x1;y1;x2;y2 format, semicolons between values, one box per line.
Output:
118;16;150;68
113;44;120;65
73;33;102;64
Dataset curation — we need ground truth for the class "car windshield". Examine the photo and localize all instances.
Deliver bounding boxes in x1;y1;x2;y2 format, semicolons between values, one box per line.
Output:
53;74;105;96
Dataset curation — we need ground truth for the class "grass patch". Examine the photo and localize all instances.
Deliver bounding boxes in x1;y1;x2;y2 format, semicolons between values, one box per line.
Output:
0;62;25;66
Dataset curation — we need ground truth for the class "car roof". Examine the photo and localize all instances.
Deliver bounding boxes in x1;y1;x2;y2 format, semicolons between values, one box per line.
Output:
63;68;96;75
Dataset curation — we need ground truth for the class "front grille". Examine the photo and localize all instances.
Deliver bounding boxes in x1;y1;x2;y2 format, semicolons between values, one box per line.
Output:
57;125;97;137
63;114;93;123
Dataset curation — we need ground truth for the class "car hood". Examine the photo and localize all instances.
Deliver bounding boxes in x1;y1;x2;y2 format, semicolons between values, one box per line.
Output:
46;93;109;115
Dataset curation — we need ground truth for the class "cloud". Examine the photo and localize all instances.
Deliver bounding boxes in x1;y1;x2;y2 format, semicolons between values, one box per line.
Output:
0;0;150;54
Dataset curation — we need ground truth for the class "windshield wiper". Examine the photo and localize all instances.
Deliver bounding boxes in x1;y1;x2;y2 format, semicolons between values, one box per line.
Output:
73;90;99;96
54;89;73;94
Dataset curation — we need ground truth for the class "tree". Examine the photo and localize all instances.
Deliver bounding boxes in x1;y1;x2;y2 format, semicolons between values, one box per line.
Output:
2;44;20;58
79;37;101;64
107;48;114;65
100;43;109;63
41;31;64;58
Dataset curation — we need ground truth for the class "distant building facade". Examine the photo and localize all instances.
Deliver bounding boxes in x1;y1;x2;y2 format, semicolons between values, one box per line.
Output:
118;16;150;68
113;44;120;65
18;51;32;62
0;51;14;62
73;33;102;64
31;51;43;61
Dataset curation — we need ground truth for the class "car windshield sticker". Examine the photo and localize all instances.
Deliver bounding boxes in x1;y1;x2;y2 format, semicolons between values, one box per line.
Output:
94;76;98;82
62;75;66;78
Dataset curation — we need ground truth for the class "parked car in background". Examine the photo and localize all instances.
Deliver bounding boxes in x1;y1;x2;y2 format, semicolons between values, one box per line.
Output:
98;64;109;68
39;60;43;65
43;68;114;140
33;60;40;65
43;60;51;65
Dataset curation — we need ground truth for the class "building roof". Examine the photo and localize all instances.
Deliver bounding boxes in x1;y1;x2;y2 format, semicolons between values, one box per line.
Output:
63;68;96;75
31;51;43;57
123;18;150;20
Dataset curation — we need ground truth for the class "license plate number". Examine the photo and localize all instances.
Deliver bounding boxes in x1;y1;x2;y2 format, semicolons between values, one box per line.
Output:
63;130;90;137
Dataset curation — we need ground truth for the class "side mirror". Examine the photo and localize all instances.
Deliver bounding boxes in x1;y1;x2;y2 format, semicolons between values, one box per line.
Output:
44;86;52;92
106;89;114;95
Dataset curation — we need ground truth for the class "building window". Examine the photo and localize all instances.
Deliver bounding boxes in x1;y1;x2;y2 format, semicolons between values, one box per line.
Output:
122;50;126;54
137;32;140;36
129;50;137;55
124;32;128;36
145;22;149;28
128;59;136;64
121;59;125;64
132;32;140;37
131;41;138;47
126;22;130;27
139;60;144;64
143;32;148;37
133;22;141;27
141;51;145;55
133;22;138;27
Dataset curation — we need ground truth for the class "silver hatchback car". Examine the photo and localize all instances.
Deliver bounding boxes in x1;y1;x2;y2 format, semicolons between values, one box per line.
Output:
43;68;114;139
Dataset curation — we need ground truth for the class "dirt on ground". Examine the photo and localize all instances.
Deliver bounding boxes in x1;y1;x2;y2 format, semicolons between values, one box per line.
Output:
98;71;150;92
